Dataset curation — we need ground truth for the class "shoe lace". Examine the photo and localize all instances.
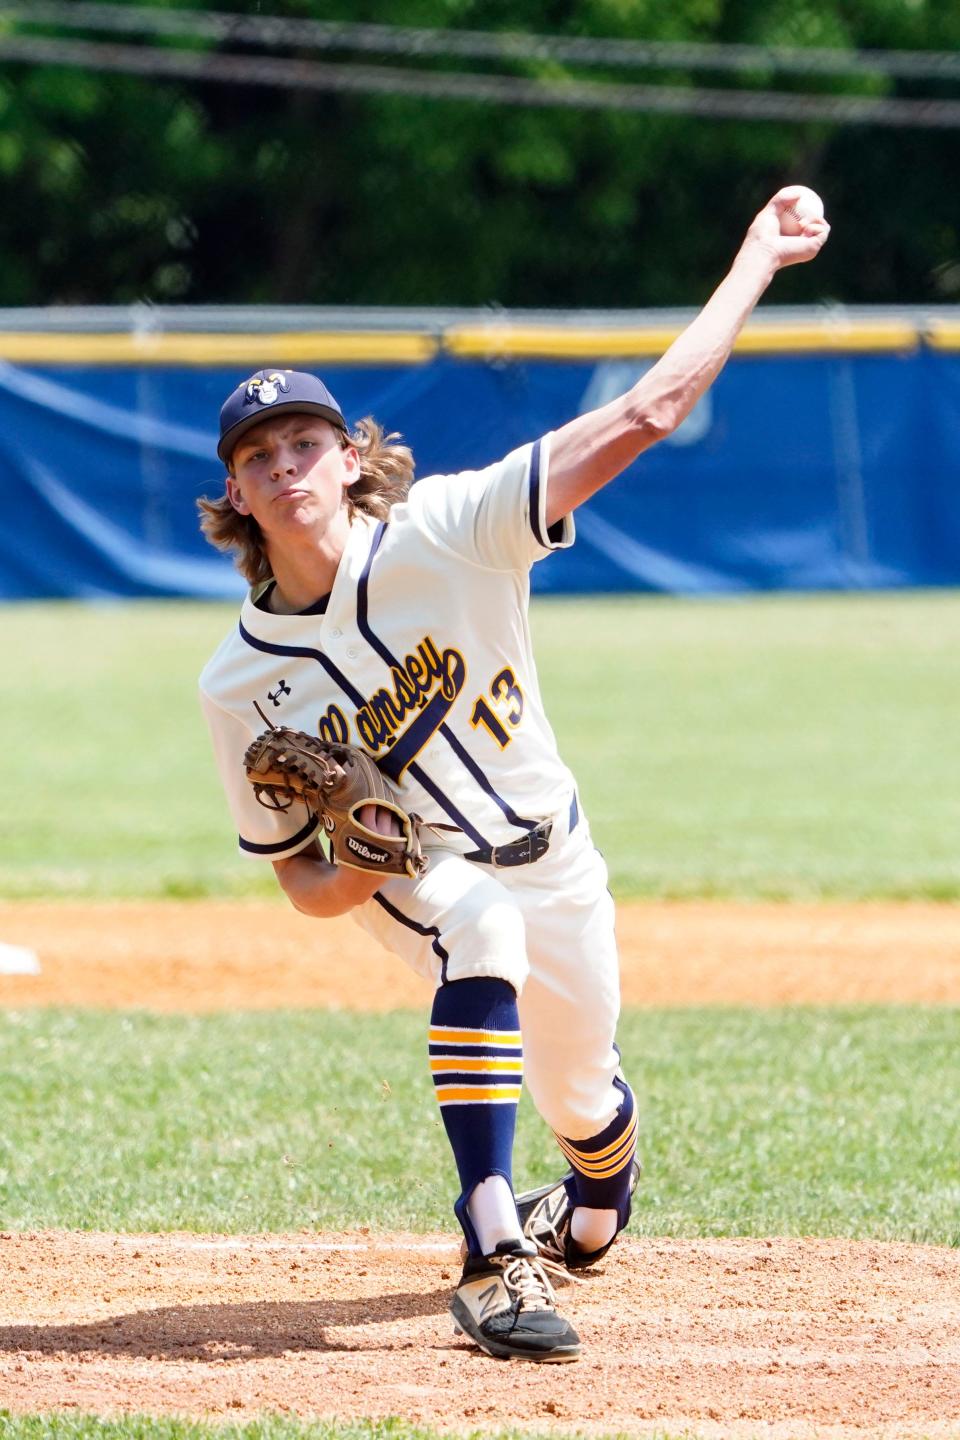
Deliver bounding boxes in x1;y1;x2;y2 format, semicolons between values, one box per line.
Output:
500;1252;578;1311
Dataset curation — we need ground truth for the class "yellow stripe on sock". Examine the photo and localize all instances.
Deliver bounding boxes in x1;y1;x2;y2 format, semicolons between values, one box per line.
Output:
430;1057;524;1072
428;1027;523;1047
556;1112;638;1178
558;1113;637;1170
559;1107;638;1164
434;1085;523;1104
557;1148;634;1180
557;1145;636;1179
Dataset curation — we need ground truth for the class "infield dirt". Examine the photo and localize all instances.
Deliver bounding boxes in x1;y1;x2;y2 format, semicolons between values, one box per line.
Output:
1;898;959;1010
2;898;959;1437
2;1230;960;1438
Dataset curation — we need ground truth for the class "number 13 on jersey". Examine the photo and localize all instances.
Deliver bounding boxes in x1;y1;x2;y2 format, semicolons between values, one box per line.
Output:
470;667;525;748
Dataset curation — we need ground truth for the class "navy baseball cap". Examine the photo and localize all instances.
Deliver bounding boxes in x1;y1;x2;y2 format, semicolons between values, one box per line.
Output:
217;369;348;463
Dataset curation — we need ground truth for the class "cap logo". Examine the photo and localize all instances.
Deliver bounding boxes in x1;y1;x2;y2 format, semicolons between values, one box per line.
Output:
244;372;290;408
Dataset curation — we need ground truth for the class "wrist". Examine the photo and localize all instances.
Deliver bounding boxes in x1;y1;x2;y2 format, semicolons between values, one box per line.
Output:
731;236;780;287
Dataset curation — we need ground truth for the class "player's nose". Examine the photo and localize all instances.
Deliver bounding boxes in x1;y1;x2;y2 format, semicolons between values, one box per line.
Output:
270;449;298;480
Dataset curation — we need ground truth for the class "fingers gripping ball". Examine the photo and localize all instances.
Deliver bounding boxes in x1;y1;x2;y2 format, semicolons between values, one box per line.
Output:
243;727;427;879
779;186;825;236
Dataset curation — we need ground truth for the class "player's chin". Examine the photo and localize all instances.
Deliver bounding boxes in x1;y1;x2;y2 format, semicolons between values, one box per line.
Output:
268;495;326;529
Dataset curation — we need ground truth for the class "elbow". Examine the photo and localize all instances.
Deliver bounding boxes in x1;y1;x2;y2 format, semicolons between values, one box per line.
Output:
628;398;681;445
286;888;314;918
277;872;329;919
273;855;315;916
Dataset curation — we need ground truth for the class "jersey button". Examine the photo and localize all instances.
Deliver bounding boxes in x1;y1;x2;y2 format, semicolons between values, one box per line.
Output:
346;647;359;658
329;628;342;639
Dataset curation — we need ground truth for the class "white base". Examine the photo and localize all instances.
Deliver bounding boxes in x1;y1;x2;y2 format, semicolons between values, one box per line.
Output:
0;942;41;975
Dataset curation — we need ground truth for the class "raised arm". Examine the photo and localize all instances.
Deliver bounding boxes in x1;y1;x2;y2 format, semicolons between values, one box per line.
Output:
545;187;830;529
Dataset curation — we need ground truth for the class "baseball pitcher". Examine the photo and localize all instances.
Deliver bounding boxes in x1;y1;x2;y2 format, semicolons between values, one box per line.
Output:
198;190;829;1362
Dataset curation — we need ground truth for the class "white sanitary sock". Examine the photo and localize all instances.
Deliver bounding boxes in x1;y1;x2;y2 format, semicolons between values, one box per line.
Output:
570;1206;618;1252
466;1174;523;1255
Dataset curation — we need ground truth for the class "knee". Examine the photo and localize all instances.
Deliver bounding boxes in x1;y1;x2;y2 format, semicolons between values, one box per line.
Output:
444;896;529;993
525;1052;624;1140
532;1092;602;1142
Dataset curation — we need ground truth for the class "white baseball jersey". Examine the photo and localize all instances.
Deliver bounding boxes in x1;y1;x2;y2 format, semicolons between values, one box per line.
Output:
200;436;578;861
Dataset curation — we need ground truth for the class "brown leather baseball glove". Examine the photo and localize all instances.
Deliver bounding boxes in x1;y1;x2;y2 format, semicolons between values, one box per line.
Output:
243;728;426;879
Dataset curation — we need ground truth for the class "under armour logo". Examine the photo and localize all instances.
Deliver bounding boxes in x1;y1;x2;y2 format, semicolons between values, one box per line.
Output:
268;679;291;707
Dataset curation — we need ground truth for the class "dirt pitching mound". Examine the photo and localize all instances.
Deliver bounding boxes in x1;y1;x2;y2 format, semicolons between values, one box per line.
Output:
1;1231;959;1438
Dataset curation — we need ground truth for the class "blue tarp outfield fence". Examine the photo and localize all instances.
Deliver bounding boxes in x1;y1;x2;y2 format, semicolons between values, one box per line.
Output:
3;347;959;599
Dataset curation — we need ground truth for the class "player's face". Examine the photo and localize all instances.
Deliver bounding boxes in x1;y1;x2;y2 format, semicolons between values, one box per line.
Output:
226;415;359;546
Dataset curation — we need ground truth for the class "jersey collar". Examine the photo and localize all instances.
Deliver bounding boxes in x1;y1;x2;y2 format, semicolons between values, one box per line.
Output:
239;512;378;645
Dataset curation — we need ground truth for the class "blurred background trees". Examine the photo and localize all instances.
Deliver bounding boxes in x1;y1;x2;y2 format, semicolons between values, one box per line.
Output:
1;0;958;309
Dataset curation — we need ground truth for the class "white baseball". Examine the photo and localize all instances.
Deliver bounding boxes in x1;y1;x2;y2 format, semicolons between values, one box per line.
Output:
779;186;825;236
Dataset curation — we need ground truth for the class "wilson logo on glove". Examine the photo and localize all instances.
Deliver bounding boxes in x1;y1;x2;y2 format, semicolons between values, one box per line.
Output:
346;836;391;865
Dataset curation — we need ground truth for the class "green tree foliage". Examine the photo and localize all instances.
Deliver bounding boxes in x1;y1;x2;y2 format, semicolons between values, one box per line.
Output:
0;0;958;308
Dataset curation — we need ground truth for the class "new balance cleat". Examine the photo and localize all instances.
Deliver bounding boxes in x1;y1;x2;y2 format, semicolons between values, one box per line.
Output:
516;1157;641;1270
450;1239;581;1362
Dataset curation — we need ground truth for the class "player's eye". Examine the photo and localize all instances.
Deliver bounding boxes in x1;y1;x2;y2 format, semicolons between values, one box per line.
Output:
296;439;315;450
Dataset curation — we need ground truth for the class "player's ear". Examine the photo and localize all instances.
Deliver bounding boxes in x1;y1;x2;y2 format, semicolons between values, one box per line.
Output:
226;472;251;515
340;443;361;491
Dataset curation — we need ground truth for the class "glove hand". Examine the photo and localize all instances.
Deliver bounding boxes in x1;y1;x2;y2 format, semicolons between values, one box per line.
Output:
243;728;427;879
358;804;403;838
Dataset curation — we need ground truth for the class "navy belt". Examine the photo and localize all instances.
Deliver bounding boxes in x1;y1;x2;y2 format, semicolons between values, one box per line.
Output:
463;794;579;869
463;820;553;868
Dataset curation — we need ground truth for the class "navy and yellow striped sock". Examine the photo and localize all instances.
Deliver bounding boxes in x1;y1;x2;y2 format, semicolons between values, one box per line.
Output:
428;977;523;1254
556;1077;638;1229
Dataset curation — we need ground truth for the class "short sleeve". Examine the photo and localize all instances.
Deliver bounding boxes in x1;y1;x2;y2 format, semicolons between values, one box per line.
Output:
198;688;322;861
407;434;575;572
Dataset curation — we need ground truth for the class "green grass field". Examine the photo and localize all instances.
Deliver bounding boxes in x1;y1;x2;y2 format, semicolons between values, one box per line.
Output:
2;1005;957;1244
0;1422;646;1440
2;591;958;899
0;1421;658;1440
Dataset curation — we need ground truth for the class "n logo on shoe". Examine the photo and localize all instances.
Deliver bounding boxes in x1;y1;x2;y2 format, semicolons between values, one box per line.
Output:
543;1195;566;1227
477;1281;502;1321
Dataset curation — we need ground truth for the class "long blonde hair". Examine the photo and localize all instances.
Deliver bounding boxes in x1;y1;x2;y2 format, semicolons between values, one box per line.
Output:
197;418;414;587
